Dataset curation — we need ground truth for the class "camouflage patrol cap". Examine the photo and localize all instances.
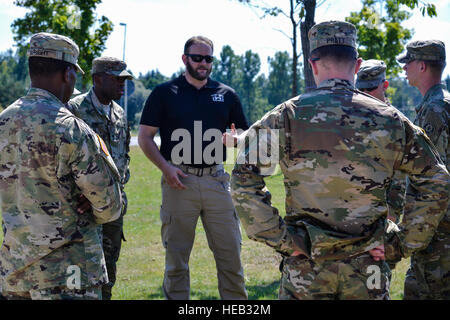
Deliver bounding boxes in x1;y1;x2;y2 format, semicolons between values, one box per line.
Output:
308;20;357;53
27;32;84;74
397;40;446;64
91;56;133;79
356;59;386;89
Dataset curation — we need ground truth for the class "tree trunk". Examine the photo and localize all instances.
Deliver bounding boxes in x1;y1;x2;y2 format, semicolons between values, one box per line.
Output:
300;0;316;92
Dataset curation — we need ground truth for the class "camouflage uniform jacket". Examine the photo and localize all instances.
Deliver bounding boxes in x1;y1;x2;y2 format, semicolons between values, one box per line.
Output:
68;88;130;188
231;78;449;263
0;88;123;291
410;83;450;250
384;101;406;223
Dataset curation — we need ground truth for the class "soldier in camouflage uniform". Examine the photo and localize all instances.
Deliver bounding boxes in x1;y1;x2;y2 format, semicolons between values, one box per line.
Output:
68;57;132;300
356;60;406;225
0;33;123;300
231;21;450;300
398;40;450;300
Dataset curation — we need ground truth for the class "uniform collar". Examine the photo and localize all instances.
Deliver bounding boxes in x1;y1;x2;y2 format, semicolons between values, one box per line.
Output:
27;87;65;108
317;78;355;89
415;83;445;113
178;74;218;89
88;87;112;120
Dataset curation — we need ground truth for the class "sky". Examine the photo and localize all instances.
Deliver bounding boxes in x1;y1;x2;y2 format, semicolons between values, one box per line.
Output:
0;0;449;79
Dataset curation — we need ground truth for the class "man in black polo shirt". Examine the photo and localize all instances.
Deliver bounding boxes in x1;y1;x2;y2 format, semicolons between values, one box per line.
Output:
138;36;248;300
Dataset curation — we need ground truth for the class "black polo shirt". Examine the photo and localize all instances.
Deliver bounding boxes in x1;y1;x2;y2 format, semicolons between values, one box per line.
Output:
140;75;249;168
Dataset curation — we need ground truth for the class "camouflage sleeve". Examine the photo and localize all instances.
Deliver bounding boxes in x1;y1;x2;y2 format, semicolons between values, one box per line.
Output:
419;103;449;163
66;99;81;117
231;103;306;256
59;118;123;224
385;120;449;261
385;171;406;223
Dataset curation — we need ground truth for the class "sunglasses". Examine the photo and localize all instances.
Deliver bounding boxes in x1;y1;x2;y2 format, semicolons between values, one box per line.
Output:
185;54;214;63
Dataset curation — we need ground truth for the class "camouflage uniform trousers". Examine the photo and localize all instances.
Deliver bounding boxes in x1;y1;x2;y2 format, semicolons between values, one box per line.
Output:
101;190;127;300
404;229;450;300
1;286;102;300
279;253;391;300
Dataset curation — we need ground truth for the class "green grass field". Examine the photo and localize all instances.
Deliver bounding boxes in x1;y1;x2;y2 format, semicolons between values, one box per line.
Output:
0;145;409;299
113;146;409;300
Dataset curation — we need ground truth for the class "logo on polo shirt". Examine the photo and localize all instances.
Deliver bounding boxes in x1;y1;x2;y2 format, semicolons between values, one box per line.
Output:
211;94;224;102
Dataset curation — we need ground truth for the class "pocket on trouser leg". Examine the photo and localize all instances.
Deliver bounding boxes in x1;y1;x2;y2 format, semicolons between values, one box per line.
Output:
212;170;231;192
160;206;171;249
279;256;320;300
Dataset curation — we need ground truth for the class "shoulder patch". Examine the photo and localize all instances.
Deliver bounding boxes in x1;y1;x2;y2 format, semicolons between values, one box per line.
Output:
97;134;110;157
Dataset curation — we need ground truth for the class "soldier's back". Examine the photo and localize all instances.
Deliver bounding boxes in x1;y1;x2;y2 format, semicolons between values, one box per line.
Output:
283;79;404;237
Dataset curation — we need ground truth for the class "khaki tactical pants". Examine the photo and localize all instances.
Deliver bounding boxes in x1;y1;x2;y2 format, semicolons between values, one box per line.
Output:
160;164;247;300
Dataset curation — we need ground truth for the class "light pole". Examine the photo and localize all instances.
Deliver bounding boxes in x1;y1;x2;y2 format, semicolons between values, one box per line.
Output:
120;22;127;118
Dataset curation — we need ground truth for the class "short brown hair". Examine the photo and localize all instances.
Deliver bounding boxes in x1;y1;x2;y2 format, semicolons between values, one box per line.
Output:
311;45;358;64
423;60;446;78
184;36;214;54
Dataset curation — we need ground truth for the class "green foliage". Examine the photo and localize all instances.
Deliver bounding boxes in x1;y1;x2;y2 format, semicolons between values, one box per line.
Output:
12;0;114;89
139;70;169;91
0;50;29;110
235;0;306;94
212;46;274;124
212;45;242;90
125;79;151;129
388;77;422;120
240;50;262;122
396;0;436;17
267;51;295;106
346;0;413;76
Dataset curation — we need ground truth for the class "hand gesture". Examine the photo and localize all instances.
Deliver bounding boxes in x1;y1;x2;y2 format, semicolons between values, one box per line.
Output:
162;163;188;190
222;123;238;147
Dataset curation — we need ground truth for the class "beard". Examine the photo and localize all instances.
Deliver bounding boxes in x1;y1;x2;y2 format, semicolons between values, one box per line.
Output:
186;60;211;81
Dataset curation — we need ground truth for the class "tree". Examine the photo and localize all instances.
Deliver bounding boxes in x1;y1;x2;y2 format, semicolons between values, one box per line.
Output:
139;70;169;91
212;45;242;89
388;77;422;120
267;51;294;106
0;50;28;110
236;0;322;94
240;50;261;121
236;0;437;92
346;0;414;76
299;0;316;92
125;80;151;129
12;0;113;89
